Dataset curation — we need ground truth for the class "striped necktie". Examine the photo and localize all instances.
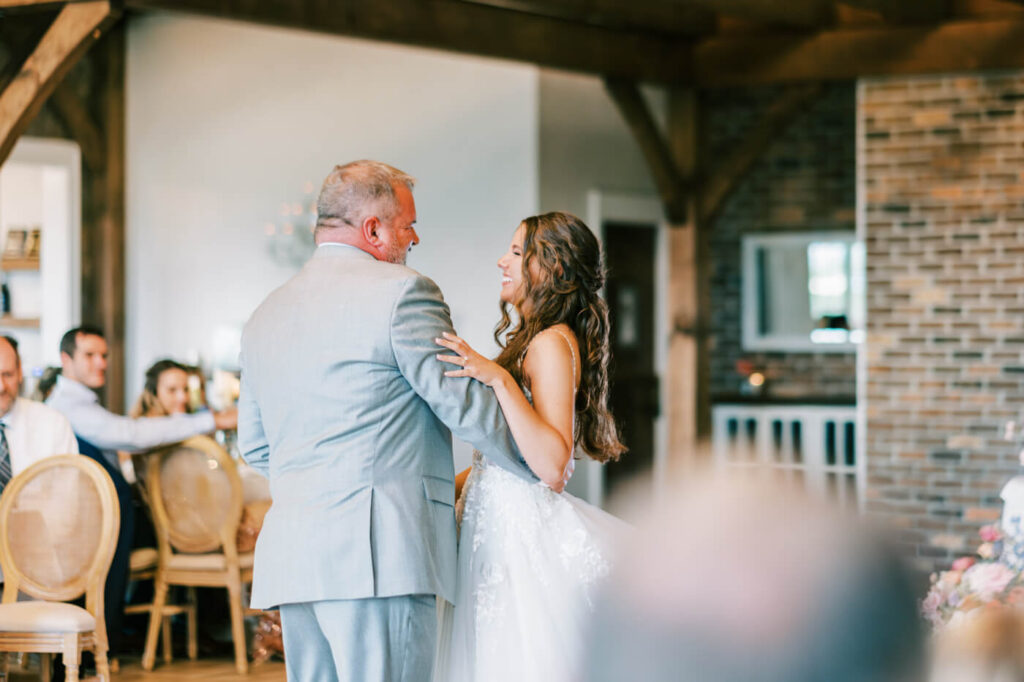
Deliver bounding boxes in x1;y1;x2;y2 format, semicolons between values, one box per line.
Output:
0;422;11;491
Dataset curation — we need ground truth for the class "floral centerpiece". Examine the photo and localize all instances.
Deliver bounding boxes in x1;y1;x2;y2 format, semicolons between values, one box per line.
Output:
921;525;1024;629
923;418;1024;629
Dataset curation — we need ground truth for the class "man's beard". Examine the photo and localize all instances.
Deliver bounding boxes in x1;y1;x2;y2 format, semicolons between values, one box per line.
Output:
383;243;408;265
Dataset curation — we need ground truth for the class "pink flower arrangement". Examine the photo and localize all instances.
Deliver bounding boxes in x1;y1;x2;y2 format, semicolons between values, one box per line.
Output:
921;524;1016;629
963;562;1015;601
980;524;1002;543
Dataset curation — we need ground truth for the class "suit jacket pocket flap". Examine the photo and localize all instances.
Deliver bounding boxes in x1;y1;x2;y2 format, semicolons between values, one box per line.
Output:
422;475;455;507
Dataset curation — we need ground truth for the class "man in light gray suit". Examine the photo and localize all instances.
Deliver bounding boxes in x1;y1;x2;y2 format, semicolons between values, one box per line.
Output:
238;160;536;681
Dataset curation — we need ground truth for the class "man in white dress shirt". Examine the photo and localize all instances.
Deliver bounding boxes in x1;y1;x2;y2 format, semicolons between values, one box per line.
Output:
46;325;238;660
0;335;78;482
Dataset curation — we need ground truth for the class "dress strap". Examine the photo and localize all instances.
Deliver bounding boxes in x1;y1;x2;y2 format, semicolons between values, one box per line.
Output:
547;327;578;396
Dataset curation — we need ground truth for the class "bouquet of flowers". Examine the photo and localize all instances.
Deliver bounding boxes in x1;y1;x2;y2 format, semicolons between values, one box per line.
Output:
921;524;1024;629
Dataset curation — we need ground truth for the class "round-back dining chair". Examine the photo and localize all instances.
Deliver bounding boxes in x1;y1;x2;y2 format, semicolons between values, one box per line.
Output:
143;435;252;674
0;454;118;682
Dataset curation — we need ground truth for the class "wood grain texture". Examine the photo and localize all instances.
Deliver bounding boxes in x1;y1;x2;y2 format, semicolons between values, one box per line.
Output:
0;1;116;166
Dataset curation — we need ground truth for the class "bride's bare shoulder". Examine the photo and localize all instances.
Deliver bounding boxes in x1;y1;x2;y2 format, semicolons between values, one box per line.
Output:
522;325;578;380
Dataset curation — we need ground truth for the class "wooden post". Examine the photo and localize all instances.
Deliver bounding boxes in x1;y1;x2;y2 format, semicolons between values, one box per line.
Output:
79;22;125;411
665;89;712;467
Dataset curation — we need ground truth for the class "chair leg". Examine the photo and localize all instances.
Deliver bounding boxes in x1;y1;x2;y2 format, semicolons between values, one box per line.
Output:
227;577;248;674
162;612;172;664
142;576;169;671
95;645;111;682
41;653;52;682
63;633;81;682
186;587;198;660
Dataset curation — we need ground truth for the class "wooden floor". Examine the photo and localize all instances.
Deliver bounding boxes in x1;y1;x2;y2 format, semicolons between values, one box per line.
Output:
114;659;286;681
7;658;286;681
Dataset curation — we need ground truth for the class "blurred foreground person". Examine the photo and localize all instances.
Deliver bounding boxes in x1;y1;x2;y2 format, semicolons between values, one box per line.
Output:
584;472;925;682
930;608;1024;682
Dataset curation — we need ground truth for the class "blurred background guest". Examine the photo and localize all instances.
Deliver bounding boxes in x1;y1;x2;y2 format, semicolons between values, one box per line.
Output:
46;325;238;663
31;365;62;402
130;359;192;417
583;471;925;682
0;336;77;480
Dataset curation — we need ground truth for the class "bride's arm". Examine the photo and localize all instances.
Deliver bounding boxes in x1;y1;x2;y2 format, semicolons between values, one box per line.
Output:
437;331;574;492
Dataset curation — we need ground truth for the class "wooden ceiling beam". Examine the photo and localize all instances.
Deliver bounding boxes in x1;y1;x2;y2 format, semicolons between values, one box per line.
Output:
674;0;835;29
695;18;1024;86
838;0;952;24
49;79;104;171
124;0;691;83
604;77;689;223
0;0;64;7
0;1;118;167
453;0;716;37
0;13;54;93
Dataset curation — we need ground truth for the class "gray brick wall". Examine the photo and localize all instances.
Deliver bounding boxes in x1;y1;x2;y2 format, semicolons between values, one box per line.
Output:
706;84;857;400
861;73;1024;575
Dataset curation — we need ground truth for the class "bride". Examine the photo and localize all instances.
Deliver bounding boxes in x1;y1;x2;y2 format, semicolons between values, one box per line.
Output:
432;211;627;681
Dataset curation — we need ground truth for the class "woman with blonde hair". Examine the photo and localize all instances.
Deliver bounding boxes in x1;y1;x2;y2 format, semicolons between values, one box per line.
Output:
130;359;192;417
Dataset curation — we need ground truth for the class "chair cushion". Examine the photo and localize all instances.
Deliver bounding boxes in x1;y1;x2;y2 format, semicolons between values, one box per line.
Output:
0;602;95;633
130;547;159;572
167;551;254;571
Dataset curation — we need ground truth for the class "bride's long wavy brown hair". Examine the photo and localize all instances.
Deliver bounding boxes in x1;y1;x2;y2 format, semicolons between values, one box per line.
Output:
494;212;625;463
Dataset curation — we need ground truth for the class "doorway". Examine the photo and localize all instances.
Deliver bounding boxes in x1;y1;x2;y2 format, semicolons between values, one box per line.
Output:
577;191;666;507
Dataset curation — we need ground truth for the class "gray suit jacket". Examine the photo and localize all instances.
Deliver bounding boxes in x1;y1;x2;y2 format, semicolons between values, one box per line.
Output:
238;244;535;609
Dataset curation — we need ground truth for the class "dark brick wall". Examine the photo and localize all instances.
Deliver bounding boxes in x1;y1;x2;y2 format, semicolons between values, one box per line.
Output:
861;73;1024;574
706;84;858;400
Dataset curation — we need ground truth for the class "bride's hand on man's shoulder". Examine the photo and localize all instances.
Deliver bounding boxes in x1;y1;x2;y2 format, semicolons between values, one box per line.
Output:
435;332;508;388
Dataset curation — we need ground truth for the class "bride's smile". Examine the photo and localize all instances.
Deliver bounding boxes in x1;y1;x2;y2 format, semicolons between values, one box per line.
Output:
497;224;526;304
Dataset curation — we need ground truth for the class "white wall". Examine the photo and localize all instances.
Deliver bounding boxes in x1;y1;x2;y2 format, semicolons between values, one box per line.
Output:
0;138;80;386
538;70;665;218
537;70;665;500
126;13;539;468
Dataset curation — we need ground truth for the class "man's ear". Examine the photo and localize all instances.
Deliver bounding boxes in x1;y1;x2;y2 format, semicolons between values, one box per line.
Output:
361;215;381;246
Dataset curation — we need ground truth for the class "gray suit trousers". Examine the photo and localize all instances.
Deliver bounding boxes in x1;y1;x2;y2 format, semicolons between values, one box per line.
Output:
280;595;436;682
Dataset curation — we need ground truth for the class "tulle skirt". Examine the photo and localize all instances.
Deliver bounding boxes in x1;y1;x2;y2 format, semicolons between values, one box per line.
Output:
433;458;626;682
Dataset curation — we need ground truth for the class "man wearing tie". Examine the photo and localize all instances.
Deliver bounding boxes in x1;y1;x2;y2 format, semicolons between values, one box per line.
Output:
0;335;78;483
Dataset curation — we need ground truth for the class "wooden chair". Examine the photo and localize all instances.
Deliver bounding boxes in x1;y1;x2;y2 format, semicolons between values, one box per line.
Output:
124;546;197;666
142;436;252;673
0;454;118;682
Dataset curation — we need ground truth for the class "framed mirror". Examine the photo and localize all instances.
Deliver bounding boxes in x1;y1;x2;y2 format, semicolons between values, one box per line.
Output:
742;232;865;353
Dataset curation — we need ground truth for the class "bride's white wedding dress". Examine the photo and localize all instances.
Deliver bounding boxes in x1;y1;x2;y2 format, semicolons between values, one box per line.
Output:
433;336;626;681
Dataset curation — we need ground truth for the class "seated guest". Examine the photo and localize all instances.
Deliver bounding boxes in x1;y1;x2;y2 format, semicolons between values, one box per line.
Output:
32;365;62;402
0;336;78;482
47;327;237;455
130;359;191;418
184;363;210;413
46;325;238;662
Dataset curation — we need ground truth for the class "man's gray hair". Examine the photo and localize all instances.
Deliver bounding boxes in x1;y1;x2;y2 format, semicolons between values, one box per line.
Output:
315;160;415;235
